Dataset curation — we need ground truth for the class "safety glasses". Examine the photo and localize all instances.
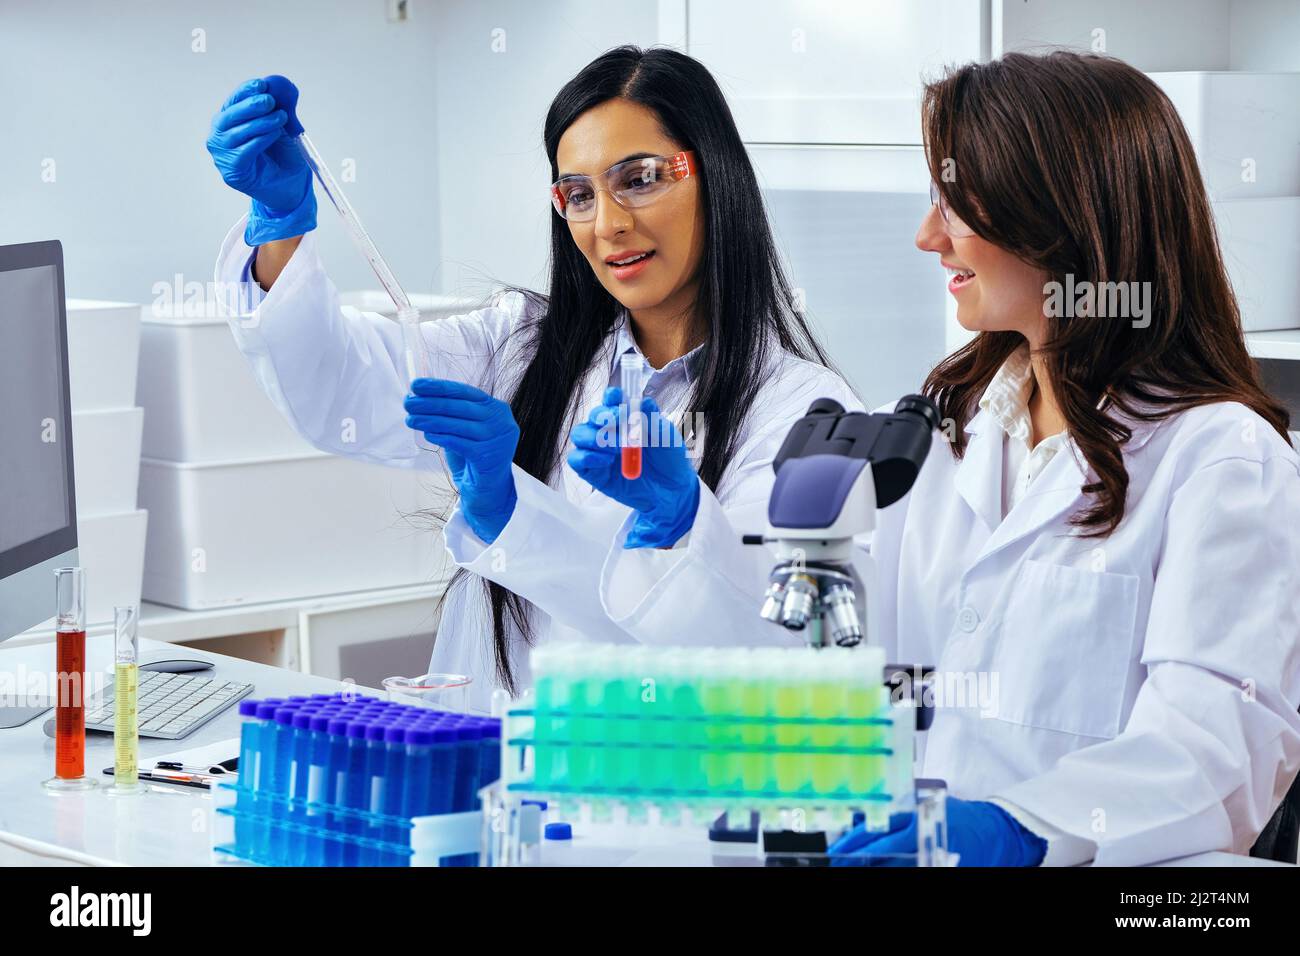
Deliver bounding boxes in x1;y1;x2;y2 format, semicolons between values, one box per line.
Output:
551;151;698;222
929;180;975;238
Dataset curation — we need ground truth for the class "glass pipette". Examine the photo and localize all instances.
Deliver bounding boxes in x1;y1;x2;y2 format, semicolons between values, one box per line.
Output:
263;75;434;451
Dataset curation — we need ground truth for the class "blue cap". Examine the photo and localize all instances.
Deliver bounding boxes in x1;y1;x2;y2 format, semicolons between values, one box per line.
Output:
457;723;483;741
479;721;501;740
365;723;388;742
255;702;281;720
384;724;409;744
292;711;314;730
405;726;436;746
274;706;300;726
544;822;572;841
328;717;352;735
346;720;371;739
310;694;333;701
238;700;260;718
310;713;333;733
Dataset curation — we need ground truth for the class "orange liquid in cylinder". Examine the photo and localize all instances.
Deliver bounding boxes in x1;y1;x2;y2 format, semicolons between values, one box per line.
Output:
621;445;643;480
55;629;87;778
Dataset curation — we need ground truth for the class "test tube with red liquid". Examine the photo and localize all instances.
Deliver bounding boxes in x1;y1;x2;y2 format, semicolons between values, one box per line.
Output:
43;567;96;791
620;355;646;480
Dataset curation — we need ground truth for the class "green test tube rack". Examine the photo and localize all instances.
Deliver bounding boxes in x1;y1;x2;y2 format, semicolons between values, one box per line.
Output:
503;643;914;821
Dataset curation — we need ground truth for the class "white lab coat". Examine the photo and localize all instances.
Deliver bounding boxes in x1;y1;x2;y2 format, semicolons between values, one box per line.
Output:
214;218;861;713
610;387;1300;865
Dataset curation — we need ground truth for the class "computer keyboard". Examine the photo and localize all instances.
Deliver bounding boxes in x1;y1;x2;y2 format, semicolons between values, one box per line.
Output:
85;670;254;740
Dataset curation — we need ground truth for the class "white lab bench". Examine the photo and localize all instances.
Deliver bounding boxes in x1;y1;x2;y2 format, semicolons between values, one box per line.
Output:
0;635;1289;868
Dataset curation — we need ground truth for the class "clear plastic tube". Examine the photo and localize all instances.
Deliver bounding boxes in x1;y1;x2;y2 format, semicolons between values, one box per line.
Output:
296;133;410;315
620;355;647;480
294;133;437;454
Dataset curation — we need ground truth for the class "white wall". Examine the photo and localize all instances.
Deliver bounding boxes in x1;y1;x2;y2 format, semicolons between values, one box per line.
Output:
1230;0;1300;69
0;0;442;302
427;0;661;297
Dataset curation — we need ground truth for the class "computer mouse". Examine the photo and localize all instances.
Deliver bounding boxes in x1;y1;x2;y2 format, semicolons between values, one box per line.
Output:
139;658;214;674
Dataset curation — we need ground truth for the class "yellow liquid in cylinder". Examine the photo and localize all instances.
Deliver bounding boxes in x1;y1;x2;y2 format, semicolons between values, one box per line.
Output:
114;663;138;785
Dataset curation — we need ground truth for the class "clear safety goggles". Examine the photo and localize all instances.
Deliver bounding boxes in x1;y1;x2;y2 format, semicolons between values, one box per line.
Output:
929;180;975;238
551;151;698;222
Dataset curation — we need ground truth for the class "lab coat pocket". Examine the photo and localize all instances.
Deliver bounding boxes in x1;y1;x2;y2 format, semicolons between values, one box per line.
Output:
989;559;1140;740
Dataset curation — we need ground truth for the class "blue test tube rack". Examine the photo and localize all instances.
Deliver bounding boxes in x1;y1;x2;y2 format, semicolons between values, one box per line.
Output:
214;693;501;867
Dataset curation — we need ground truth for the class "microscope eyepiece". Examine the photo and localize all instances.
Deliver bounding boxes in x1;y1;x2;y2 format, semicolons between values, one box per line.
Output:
893;394;940;431
805;398;845;416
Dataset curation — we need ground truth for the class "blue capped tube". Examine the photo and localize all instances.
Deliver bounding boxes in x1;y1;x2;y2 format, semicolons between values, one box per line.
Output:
324;716;352;866
286;709;316;864
340;719;372;865
266;704;303;861
478;719;502;790
235;699;268;855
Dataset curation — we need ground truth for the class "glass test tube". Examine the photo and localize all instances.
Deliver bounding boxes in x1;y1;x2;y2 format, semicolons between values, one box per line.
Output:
108;606;144;794
44;567;96;791
620;355;646;480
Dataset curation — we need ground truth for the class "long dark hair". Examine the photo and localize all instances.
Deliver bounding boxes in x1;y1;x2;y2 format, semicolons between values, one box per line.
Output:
448;46;829;692
921;51;1290;535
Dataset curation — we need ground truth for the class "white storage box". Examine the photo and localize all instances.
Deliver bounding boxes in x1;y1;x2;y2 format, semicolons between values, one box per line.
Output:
136;305;315;462
1148;72;1300;201
1215;197;1300;332
66;300;141;412
337;291;483;320
71;407;143;518
138;451;451;610
77;509;148;626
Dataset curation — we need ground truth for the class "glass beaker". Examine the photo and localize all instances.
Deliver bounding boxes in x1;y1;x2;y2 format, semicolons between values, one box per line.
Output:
382;673;472;713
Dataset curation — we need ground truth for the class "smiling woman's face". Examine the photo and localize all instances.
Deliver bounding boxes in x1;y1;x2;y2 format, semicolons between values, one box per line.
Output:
915;198;1050;347
555;98;705;319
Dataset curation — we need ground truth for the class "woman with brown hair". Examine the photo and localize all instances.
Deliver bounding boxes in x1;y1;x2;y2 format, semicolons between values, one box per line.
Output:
593;48;1299;866
819;51;1300;865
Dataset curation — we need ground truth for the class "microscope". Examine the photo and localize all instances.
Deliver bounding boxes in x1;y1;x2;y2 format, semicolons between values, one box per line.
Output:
743;394;940;648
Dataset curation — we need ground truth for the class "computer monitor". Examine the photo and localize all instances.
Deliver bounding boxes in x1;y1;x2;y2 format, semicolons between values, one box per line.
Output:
0;240;79;654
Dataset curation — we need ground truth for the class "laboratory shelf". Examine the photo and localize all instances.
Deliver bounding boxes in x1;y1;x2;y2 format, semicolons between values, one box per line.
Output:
1247;329;1300;362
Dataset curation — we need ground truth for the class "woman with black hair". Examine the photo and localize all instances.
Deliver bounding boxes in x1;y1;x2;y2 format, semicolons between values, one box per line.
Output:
206;46;855;711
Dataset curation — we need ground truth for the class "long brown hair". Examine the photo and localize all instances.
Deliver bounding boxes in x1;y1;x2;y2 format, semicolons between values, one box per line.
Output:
921;51;1290;535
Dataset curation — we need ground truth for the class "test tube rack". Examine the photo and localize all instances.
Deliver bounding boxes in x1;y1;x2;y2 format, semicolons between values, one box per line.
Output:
211;693;499;867
493;644;918;831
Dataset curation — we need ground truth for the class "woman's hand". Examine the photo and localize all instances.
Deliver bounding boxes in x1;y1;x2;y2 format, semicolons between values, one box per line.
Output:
829;797;1048;866
206;76;316;250
567;387;700;548
404;378;519;543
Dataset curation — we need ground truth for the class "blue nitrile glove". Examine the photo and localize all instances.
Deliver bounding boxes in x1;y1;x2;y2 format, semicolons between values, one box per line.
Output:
404;378;519;544
206;76;317;246
567;387;701;549
829;797;1048;867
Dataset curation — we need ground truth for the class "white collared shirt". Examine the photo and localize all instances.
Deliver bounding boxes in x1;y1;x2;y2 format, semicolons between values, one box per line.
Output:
976;344;1098;864
977;343;1070;520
